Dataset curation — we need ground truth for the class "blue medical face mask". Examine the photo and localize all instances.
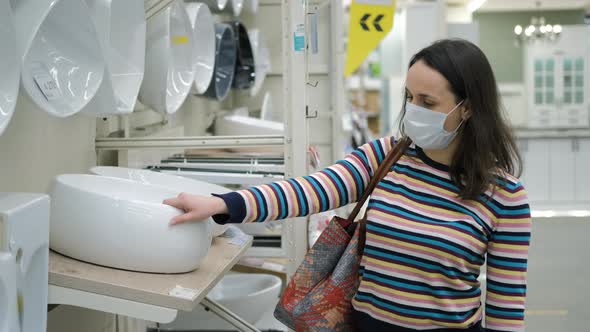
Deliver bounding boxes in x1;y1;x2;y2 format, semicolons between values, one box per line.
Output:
403;100;465;150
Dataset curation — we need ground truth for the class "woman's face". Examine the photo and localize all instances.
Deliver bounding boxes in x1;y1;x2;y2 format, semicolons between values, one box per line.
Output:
405;60;468;132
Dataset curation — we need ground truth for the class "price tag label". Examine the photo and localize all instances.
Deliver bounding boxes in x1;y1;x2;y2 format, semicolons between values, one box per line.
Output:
31;63;62;102
294;24;305;52
230;234;251;246
169;285;200;300
223;225;253;246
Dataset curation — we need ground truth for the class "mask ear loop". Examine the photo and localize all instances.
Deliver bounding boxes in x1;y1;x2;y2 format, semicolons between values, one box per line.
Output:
444;100;466;134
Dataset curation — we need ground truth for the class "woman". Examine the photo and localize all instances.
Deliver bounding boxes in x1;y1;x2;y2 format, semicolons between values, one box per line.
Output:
164;39;531;332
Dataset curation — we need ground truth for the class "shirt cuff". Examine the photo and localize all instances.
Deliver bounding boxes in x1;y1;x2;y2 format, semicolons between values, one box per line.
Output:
211;192;247;224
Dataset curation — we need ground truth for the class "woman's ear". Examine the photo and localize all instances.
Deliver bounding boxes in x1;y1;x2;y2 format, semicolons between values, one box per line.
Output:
461;102;473;121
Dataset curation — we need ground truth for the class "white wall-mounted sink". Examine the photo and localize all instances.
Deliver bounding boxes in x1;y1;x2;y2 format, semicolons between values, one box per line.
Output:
199;0;241;16
164;273;282;329
199;0;228;12
185;2;215;95
215;113;284;136
139;0;195;114
89;166;232;237
226;0;244;17
82;0;146;115
0;0;19;136
10;0;105;118
49;174;212;273
248;29;271;97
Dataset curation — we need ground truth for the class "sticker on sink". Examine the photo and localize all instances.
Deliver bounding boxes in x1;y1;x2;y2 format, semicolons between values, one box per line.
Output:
169;285;199;300
30;62;63;102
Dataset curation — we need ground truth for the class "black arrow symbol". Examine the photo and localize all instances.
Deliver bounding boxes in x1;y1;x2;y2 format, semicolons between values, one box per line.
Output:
374;14;384;32
360;14;371;31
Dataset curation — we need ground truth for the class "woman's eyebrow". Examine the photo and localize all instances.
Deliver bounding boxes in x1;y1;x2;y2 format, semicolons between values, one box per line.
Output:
418;93;438;100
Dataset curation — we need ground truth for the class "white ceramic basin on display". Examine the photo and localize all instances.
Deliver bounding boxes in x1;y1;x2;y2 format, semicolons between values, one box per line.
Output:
49;174;212;273
139;0;195;114
199;0;241;16
215;113;284;136
205;23;236;101
89;166;232;237
259;92;275;122
227;0;244;17
185;2;215;95
164;273;282;329
82;0;146;115
10;0;105;118
199;0;228;12
248;29;271;97
244;0;258;15
0;1;19;136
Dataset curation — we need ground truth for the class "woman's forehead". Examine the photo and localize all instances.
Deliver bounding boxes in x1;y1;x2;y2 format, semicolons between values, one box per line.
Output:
406;60;453;99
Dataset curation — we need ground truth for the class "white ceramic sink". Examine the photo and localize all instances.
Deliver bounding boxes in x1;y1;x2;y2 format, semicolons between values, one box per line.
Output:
10;0;105;118
139;0;195;114
227;0;244;16
82;0;146;115
244;0;258;15
0;1;19;136
89;166;231;237
215;113;284;136
199;0;229;13
185;2;215;95
164;273;282;329
259;92;274;121
248;29;271;97
49;174;212;273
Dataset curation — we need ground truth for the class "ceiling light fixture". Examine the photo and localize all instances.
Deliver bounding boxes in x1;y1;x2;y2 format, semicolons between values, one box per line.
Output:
513;1;562;46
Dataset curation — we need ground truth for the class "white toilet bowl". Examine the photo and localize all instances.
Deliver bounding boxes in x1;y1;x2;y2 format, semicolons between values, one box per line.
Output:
163;273;282;330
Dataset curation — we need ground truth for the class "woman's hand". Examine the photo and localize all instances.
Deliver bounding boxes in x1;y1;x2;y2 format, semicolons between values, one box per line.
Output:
163;193;228;225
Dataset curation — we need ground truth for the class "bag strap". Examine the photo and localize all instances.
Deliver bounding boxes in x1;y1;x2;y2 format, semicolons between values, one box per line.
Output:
347;136;412;223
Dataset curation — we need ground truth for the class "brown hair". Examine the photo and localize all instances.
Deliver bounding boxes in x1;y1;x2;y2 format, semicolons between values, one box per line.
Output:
399;39;522;200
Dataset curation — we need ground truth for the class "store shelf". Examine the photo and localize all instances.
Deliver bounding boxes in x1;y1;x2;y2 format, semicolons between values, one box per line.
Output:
95;135;285;151
48;236;253;313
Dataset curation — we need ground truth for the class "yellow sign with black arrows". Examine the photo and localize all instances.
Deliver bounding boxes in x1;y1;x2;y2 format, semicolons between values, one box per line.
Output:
345;0;396;76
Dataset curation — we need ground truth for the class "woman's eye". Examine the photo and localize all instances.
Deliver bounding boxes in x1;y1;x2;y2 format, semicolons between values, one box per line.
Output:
423;101;434;107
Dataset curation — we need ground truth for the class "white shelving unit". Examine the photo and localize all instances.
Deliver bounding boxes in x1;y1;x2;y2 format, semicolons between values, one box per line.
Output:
525;25;590;128
96;0;346;279
0;0;346;330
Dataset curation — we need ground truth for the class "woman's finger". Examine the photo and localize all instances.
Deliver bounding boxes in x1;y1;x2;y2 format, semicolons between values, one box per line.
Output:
170;211;199;225
163;197;182;209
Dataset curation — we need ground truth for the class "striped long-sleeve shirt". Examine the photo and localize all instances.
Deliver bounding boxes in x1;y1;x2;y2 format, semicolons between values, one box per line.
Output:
213;136;531;331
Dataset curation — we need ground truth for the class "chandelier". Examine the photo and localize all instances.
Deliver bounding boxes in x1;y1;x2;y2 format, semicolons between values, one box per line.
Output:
513;2;562;45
